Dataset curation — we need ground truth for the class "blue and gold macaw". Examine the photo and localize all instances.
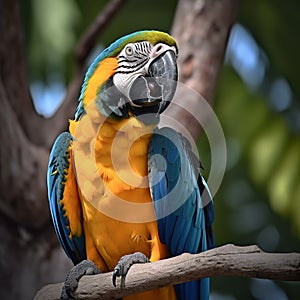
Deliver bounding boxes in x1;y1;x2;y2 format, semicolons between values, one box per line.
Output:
47;30;214;300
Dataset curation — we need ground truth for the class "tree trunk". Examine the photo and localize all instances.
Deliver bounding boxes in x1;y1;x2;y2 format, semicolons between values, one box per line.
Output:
0;0;237;299
165;0;238;140
0;1;74;299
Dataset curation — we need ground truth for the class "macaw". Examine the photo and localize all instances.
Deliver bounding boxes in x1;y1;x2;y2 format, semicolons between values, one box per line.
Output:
47;30;214;300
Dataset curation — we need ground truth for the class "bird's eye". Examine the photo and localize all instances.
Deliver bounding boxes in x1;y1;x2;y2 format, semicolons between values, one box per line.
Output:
125;46;134;56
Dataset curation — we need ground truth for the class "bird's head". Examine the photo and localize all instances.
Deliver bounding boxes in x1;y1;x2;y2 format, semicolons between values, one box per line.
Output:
76;30;178;123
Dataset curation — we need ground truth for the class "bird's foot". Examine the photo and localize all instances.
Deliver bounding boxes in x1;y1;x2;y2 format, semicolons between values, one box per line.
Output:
112;252;149;287
61;259;101;300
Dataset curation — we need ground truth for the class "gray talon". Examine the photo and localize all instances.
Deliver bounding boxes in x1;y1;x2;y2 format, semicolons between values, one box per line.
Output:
112;268;120;287
61;260;101;300
112;252;149;287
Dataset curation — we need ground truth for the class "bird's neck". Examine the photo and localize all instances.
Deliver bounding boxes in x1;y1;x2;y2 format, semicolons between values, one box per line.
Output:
95;114;156;188
69;101;157;195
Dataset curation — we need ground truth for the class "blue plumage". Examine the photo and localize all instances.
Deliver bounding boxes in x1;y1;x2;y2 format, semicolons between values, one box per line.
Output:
47;29;213;299
148;127;214;300
47;132;86;265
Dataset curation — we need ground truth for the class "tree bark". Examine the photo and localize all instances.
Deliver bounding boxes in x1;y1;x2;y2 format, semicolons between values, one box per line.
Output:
34;244;300;300
0;0;71;148
0;1;127;299
165;0;239;141
0;0;239;299
64;0;128;129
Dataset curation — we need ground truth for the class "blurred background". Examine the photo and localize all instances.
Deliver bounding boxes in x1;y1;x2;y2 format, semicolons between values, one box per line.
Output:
14;0;300;299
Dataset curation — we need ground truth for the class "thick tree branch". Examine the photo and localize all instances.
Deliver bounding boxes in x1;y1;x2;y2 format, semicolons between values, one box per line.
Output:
163;0;239;141
0;81;49;228
0;0;41;143
60;0;128;144
0;0;127;148
75;0;127;65
38;0;128;148
0;0;127;228
34;244;300;300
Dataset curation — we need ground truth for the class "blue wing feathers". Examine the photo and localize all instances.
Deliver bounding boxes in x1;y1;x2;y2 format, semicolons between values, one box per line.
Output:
47;132;86;265
148;127;214;300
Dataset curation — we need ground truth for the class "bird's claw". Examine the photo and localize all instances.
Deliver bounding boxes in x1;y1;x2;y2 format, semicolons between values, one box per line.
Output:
61;259;101;300
112;268;120;287
112;252;149;287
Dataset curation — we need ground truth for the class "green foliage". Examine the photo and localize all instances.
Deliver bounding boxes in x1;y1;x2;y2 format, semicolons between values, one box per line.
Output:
21;0;300;298
24;0;81;81
215;66;300;237
209;65;300;299
23;0;177;82
240;0;300;98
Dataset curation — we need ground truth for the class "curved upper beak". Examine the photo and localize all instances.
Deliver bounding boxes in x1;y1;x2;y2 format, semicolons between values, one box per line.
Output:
129;46;178;114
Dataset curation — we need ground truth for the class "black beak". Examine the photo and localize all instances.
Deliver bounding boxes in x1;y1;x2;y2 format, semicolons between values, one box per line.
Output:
129;50;178;116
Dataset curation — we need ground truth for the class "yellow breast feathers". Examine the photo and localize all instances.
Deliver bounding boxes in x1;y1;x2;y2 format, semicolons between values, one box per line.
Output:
69;101;156;214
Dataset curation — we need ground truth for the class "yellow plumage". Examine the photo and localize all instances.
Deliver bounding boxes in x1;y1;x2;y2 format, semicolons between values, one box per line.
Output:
69;101;176;300
57;31;180;299
83;57;118;110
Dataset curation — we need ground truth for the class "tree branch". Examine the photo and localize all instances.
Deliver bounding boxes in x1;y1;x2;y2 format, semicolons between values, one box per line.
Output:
2;0;128;149
0;0;42;144
34;244;300;300
163;0;239;141
75;0;128;65
59;0;128;144
0;79;49;228
0;0;127;228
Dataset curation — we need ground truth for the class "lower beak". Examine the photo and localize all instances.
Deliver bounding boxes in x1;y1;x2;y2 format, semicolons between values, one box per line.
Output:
129;50;178;114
